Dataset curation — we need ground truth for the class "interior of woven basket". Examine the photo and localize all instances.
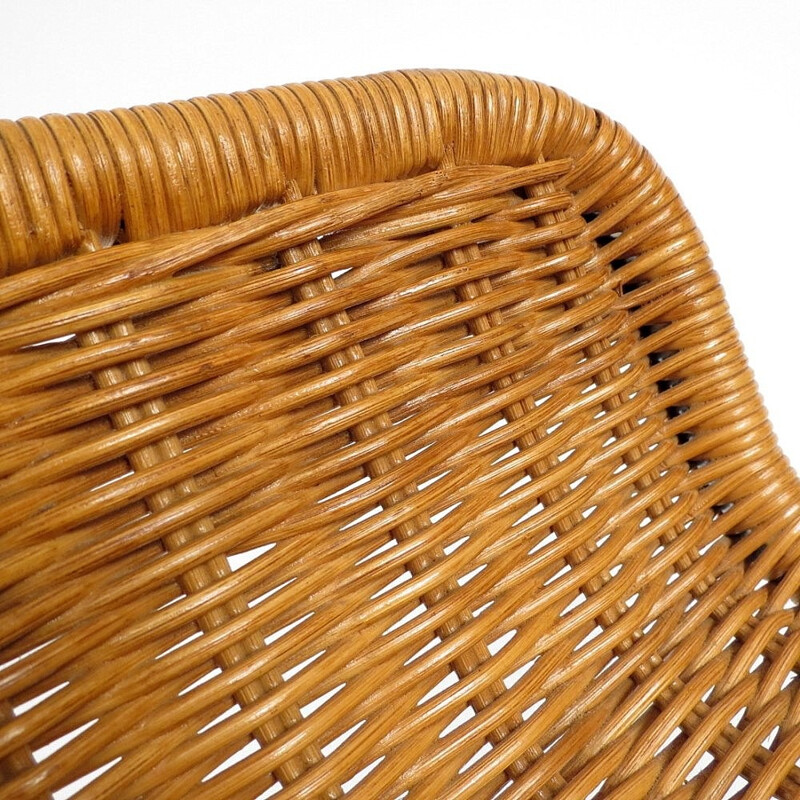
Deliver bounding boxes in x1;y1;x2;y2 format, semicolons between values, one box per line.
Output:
2;74;800;800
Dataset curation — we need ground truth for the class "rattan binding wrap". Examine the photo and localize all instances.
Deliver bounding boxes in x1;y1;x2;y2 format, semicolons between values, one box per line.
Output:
1;68;799;799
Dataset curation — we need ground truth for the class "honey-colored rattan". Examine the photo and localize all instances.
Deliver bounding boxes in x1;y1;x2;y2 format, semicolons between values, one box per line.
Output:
1;69;799;799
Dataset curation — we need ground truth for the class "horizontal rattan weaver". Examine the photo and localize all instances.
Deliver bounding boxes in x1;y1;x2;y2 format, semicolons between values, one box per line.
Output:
1;69;799;799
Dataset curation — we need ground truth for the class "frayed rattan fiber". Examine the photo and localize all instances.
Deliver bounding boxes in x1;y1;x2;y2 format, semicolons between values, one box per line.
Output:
1;68;799;800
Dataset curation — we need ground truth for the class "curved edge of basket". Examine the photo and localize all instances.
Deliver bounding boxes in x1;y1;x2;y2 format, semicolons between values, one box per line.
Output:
0;68;611;276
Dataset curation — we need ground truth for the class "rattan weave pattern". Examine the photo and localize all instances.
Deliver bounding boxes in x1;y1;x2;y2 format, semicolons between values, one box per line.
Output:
1;69;799;799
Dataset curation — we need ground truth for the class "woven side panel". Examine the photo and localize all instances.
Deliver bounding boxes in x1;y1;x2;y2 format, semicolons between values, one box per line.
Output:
1;70;799;800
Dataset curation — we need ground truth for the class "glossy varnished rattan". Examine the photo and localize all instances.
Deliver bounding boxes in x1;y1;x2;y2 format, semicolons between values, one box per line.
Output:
1;69;799;799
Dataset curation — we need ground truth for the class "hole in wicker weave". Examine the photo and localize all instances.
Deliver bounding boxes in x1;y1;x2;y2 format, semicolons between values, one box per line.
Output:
458;740;493;774
500;474;532;498
585;781;607;800
610;256;634;270
52;757;122;800
677;431;695;445
283;650;325;681
341;755;385;792
667;571;681;586
356;536;397;566
20;332;77;350
578;625;604;651
254;782;283;799
746;545;767;566
724;777;750;799
544;562;571;587
321;720;366;757
685;750;715;782
557;448;576;464
156;629;203;659
639;322;669;339
725;528;753;544
227;543;275;571
202;739;260;782
596;232;621;248
249;577;295;610
156;592;187;612
749;654;766;674
264;612;314;646
515;502;546;529
457;563;487;588
320;475;371;503
546;420;563;436
622;279;646;294
179;667;222;697
473;600;494;619
90;468;135;495
596;652;619;679
490;782;513;799
488;629;516;656
730;707;747;728
418;670;459;705
199;703;241;734
543;733;566;756
33;719;99;763
493;446;520;466
712;502;734;518
648;350;678;366
503;656;538;690
444;535;470;556
383;602;426;636
342;504;384;531
560;592;587;618
521;696;546;721
300;682;346;719
657;378;682;393
762;724;780;750
655;726;684;756
372;569;412;600
439;705;475;738
431;501;461;525
698;533;725;557
642;619;659;636
481;416;509;436
625;593;640;609
419;467;453;491
405;635;442;666
667;404;690;419
0;639;55;674
13;681;69;714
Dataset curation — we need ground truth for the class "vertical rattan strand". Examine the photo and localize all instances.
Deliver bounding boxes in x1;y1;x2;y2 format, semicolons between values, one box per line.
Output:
71;231;336;797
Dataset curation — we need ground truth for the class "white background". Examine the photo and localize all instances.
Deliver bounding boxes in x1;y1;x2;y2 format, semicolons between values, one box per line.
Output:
3;0;799;466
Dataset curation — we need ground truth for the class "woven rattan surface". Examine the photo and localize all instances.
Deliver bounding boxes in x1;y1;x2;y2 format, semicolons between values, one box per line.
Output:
1;69;799;799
